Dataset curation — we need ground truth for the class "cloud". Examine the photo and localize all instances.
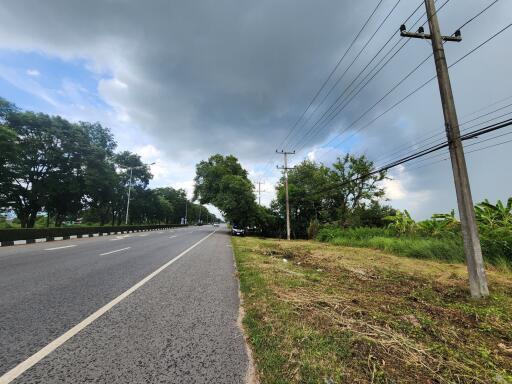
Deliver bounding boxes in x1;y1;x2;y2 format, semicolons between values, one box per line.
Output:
26;68;40;76
0;0;511;217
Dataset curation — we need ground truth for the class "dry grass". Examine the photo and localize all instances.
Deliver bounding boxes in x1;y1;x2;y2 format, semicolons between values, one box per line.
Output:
233;237;512;384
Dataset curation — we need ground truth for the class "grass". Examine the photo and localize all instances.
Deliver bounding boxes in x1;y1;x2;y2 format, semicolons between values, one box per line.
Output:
233;236;512;383
317;227;511;268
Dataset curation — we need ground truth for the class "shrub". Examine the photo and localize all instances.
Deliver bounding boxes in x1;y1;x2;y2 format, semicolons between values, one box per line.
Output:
307;219;320;240
0;224;186;242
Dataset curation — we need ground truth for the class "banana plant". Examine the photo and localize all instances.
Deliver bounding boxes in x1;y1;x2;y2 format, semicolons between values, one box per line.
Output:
418;210;459;237
475;198;512;229
384;209;416;236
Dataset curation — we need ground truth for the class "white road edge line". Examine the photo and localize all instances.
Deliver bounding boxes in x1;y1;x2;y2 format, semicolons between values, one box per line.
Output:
44;245;76;251
0;230;216;384
99;247;131;256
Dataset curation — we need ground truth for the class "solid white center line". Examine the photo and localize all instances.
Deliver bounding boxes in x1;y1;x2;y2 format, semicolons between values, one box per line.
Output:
99;247;131;256
44;245;76;251
0;231;215;384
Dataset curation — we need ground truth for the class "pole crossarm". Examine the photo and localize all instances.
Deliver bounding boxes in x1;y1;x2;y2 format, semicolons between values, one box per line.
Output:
400;25;462;42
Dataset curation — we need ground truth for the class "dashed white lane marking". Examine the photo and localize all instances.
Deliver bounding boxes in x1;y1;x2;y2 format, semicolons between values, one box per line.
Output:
139;234;148;237
99;247;131;256
44;245;76;251
109;235;129;241
168;235;178;239
0;231;216;384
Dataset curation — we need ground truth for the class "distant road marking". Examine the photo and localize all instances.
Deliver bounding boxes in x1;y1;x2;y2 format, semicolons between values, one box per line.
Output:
44;245;76;251
110;235;129;241
169;235;178;239
139;234;148;237
99;247;131;256
0;231;215;384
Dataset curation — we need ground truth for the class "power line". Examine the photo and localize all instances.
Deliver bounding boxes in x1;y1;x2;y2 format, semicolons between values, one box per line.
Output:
277;0;386;151
319;21;512;161
457;0;499;31
293;118;512;200
373;101;512;167
405;133;512;172
287;0;404;149
292;1;435;152
296;0;453;154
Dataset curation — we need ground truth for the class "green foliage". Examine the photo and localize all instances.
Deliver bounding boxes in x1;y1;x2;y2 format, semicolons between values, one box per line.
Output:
0;224;184;242
193;154;257;226
417;210;460;238
274;155;388;238
319;199;512;266
307;219;320;240
317;226;464;263
384;209;416;235
475;198;512;229
0;98;218;227
326;154;386;224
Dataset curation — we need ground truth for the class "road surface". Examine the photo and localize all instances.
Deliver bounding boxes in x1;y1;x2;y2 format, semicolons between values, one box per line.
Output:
0;225;250;383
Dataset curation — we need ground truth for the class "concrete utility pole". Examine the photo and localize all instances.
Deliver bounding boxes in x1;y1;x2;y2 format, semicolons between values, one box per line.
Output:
276;150;295;240
255;181;266;205
185;199;188;225
400;0;488;297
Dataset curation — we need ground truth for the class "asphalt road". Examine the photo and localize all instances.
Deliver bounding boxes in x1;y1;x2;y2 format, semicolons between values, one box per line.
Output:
0;225;250;383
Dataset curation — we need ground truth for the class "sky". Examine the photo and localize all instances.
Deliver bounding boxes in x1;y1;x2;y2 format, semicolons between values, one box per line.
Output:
0;0;511;219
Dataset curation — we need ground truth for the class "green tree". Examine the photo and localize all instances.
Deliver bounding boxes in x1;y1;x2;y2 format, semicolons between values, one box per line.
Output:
0;125;18;193
275;160;330;237
193;154;256;227
325;154;386;225
81;122;118;225
113;151;153;225
2;111;75;227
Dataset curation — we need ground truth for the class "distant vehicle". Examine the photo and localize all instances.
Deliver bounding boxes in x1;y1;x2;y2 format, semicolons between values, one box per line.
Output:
231;227;245;236
213;223;219;227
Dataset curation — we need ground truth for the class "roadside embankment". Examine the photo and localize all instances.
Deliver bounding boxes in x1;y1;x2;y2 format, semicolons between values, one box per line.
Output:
233;236;512;383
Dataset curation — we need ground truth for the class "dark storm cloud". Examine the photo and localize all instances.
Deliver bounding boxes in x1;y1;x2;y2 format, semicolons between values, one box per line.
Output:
0;0;511;217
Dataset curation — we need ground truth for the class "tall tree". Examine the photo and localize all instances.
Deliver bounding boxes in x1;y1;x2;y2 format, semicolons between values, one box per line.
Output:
112;151;152;225
275;160;330;237
325;154;386;225
193;154;256;226
2;111;71;227
81;122;118;225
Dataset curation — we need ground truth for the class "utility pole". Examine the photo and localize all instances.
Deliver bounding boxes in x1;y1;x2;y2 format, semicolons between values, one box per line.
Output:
125;162;155;225
276;150;295;240
400;0;488;297
255;181;266;205
184;199;188;225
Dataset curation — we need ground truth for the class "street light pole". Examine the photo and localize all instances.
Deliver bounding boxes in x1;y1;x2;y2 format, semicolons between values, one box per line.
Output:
124;162;155;226
125;168;133;225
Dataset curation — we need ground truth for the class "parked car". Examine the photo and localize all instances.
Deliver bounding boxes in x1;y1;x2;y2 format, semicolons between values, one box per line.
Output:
231;227;245;236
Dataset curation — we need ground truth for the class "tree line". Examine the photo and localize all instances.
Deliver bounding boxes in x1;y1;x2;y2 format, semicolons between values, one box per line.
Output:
193;153;389;237
0;98;217;228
